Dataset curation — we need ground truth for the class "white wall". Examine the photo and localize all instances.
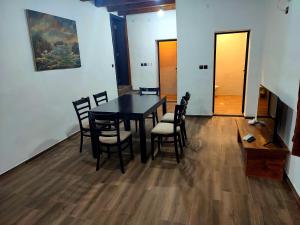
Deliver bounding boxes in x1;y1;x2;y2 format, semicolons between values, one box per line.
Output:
0;0;118;174
176;0;266;116
126;10;177;90
261;0;300;195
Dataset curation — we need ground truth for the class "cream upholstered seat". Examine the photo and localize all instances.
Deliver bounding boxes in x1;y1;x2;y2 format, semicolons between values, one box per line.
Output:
151;122;180;135
81;119;109;129
99;131;131;145
161;113;185;123
82;118;89;129
150;105;185;163
89;111;133;173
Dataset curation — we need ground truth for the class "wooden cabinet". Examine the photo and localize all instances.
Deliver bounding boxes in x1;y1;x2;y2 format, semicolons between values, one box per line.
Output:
236;118;289;181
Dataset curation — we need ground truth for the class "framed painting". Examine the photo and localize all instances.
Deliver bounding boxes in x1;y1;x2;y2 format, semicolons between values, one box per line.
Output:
26;10;81;71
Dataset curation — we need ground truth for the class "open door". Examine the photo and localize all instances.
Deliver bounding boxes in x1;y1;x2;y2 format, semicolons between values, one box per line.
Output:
158;40;177;102
213;31;250;115
110;14;131;95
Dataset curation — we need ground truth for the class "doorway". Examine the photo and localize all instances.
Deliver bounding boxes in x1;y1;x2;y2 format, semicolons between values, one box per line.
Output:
157;39;177;102
110;14;131;95
213;31;250;115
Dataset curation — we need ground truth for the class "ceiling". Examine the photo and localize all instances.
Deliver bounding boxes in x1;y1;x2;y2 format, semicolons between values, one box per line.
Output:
81;0;176;16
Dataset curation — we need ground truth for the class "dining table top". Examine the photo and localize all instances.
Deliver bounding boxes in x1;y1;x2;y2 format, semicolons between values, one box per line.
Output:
90;93;166;117
89;93;168;162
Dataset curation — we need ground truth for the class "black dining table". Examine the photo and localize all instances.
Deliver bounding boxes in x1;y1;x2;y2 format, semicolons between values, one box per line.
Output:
89;93;167;163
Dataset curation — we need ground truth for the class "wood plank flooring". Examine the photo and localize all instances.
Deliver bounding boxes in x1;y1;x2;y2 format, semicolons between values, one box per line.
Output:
1;116;300;225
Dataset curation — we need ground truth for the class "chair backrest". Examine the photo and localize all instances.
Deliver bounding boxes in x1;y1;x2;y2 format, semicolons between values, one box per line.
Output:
72;97;91;129
180;91;191;115
185;91;191;103
180;96;188;116
173;104;185;132
88;111;121;143
93;91;108;106
139;87;159;96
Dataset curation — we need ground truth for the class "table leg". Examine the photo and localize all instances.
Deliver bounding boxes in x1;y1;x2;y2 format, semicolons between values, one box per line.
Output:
162;99;167;115
139;118;147;163
90;131;97;158
88;115;97;158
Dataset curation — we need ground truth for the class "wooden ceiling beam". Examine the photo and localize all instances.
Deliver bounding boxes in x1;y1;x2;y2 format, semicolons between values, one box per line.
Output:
107;0;175;12
95;0;156;7
118;4;175;16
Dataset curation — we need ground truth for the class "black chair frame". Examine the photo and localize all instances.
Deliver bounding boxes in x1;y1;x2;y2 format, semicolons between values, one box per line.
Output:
89;111;133;173
139;87;160;96
135;87;160;131
72;97;91;153
93;91;108;106
151;104;184;163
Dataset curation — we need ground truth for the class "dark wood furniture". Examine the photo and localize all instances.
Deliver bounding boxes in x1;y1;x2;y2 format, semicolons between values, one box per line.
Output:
89;111;133;173
236;118;289;181
89;93;167;163
72;97;91;153
151;104;184;163
292;85;300;156
161;92;190;138
160;95;189;146
134;87;160;131
93;91;108;106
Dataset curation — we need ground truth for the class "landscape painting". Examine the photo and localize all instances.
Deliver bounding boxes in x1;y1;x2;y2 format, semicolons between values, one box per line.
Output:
26;10;81;71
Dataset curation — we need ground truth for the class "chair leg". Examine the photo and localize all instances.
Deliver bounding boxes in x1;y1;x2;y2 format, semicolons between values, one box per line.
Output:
158;136;161;152
129;136;134;160
178;134;184;155
180;126;186;147
174;135;180;163
80;133;83;153
97;142;103;156
151;134;155;160
152;112;156;127
118;146;125;174
135;120;138;132
96;147;101;171
107;146;110;159
155;111;159;123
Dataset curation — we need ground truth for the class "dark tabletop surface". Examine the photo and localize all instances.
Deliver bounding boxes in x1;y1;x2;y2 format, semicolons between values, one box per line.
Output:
90;94;166;116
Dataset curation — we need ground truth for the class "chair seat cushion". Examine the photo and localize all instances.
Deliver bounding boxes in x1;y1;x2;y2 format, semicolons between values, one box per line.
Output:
81;119;111;129
151;122;180;135
82;119;90;129
99;131;131;145
161;113;185;122
146;114;154;119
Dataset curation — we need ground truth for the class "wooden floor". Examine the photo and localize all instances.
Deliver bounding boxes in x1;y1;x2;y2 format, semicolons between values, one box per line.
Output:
1;116;300;225
214;95;243;115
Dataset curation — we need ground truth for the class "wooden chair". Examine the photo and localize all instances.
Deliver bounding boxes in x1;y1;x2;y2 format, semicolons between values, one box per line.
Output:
93;91;108;106
93;91;124;125
160;92;191;142
72;97;91;153
89;111;133;173
134;87;159;131
151;104;184;163
139;87;159;96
